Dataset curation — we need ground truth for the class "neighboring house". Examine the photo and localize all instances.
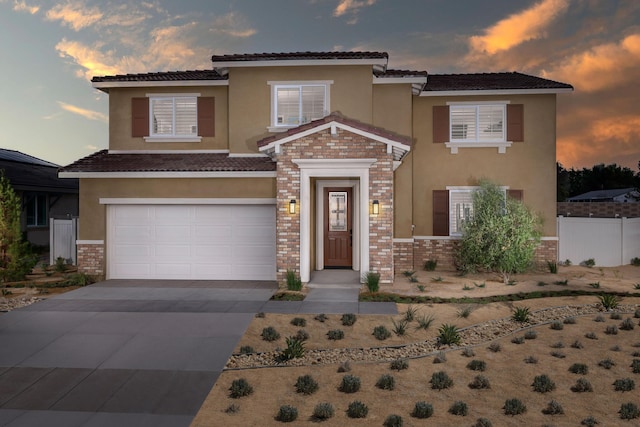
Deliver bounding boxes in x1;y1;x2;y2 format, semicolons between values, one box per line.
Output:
59;51;572;284
566;188;640;203
1;149;79;247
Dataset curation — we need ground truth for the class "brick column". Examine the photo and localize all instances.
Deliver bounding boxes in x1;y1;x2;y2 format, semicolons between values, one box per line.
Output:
76;241;105;278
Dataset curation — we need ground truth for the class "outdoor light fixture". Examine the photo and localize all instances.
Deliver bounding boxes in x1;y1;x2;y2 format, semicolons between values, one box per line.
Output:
289;199;296;214
372;200;379;215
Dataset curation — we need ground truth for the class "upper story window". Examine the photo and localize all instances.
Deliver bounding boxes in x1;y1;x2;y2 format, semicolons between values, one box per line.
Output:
268;81;331;131
26;194;47;227
150;96;197;137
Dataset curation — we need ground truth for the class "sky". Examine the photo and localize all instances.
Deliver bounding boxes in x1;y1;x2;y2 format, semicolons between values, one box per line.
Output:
0;0;638;171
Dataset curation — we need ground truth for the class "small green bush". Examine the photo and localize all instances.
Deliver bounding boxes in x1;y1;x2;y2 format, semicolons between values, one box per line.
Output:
373;325;391;340
346;400;368;418
457;306;473;318
448;401;468;416
613;378;635;392
437;323;461;346
569;363;588;374
605;325;618;335
550;321;564;330
631;359;640;374
547;260;558;273
229;378;253;398
550;341;565;348
278;337;305;361
461;347;475;357
598;294;619;310
337;361;351;372
314;313;327;322
391;318;409;336
594;314;605;322
275;405;298;423
524;355;538;364
511;336;525;344
239;345;254;354
581;416;598;426
542;400;564;415
339;375;361;393
376;374;395;390
294;329;309;341
290;317;306;327
294;374;318;395
469;375;491;389
585;331;598;340
404;305;418;322
225;403;240;414
261;326;280;342
312;402;334;420
551;351;566;359
411;401;433;419
467;359;486;372
432;351;446;364
619;402;640;420
611;312;622;320
390;359;408;371
524;329;537;339
571;378;593;392
634;308;640;318
582;258;596;267
64;272;96;286
512;306;530;323
327;329;344;340
632;257;640;266
383;414;403;427
563;316;577;324
430;371;453;390
285;269;302;291
341;313;356;326
598;358;615;369
620;317;635;330
532;374;556;393
363;271;380;292
571;340;584;349
474;418;493;427
416;313;435;330
424;259;437;271
504;398;527;415
488;342;502;353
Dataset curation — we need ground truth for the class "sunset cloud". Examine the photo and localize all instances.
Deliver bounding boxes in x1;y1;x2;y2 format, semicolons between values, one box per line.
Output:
58;101;108;122
55;39;122;79
13;0;39;14
46;1;103;31
542;33;640;92
210;12;257;38
333;0;375;23
469;0;569;54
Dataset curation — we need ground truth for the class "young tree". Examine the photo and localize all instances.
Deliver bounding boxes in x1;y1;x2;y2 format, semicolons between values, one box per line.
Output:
456;180;542;283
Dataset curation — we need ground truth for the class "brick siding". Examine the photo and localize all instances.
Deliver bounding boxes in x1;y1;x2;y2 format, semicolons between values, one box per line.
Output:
77;242;105;278
557;202;640;218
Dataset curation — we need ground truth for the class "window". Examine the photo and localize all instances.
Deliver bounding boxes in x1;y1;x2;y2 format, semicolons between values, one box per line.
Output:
450;104;505;142
150;96;197;137
26;194;47;227
449;189;475;235
269;81;330;130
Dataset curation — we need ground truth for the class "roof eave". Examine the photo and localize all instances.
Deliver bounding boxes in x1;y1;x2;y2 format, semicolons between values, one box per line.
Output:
420;88;574;97
211;58;388;69
91;80;229;91
58;171;276;179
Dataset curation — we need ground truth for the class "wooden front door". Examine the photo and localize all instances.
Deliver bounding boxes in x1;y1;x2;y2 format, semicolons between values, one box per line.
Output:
324;188;352;268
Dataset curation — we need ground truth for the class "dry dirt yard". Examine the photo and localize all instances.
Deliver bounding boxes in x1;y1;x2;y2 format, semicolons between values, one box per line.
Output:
192;265;640;427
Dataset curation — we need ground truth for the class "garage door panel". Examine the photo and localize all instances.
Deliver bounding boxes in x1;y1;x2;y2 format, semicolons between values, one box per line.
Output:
109;204;275;280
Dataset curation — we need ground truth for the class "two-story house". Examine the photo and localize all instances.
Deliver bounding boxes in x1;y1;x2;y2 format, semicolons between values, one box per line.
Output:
59;51;572;285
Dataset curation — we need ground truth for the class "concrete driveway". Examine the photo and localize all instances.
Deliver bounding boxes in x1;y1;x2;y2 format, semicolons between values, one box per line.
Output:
0;280;277;427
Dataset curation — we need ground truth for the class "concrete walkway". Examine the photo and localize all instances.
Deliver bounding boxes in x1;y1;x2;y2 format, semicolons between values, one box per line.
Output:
0;279;395;426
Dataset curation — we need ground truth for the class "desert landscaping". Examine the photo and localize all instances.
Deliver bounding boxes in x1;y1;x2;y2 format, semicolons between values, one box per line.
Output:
192;264;640;426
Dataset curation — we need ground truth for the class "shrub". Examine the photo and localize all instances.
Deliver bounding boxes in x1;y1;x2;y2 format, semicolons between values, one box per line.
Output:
403;305;418;322
503;398;527;416
512;306;530;323
598;294;619;310
424;259;437;271
437;323;461;346
285;269;302;291
64;272;96;287
327;329;344;340
554;279;568;285
467;359;486;372
376;374;395;390
631;359;640;374
550;341;565;349
598;358;615;369
571;378;593;392
225;403;240;414
632;257;640;266
594;314;605;322
255;312;265;318
229;378;253;398
294;374;318;395
532;374;556;393
275;405;298;423
239;345;254;354
569;363;588;374
611;312;622;320
341;313;356;326
635;308;640;318
542;400;564;415
373;325;391;340
278;337;305;361
571;340;584;349
474;418;493;427
585;332;598;340
294;329;309;341
619;402;640;419
411;401;433;419
338;375;361;393
462;347;475;357
488;342;502;353
430;371;453;390
620;317;635;330
524;329;537;340
550;321;564;330
547;260;558;273
312;402;334;420
390;359;408;371
563;316;577;324
433;351;446;364
314;313;327;322
290;317;306;327
551;351;566;359
581;416;598;426
511;336;525;344
449;401;468;416
416;313;435;330
391;318;409;336
613;378;635;392
383;414;403;427
346;401;368;418
583;258;596;267
524;355;538;364
605;325;618;335
337;361;351;372
457;306;473;318
363;271;380;292
261;326;280;342
469;375;491;389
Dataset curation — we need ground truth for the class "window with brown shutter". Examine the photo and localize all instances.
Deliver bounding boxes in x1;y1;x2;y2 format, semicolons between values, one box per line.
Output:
197;97;215;137
131;97;149;137
506;104;524;142
507;189;523;201
433;190;449;236
433;105;449;143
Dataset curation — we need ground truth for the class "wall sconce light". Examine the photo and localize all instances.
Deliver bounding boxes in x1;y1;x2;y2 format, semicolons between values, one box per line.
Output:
372;200;379;215
289;199;296;214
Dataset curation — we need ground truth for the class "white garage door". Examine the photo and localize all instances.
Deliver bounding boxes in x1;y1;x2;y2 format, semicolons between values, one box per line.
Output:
107;204;276;280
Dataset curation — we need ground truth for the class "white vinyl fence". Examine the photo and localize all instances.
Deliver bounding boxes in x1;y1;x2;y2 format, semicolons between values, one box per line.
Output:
50;217;78;265
557;216;640;266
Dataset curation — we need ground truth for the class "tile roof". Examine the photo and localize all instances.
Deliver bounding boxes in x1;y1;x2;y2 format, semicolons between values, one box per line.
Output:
567;188;638;201
60;150;276;173
257;112;413;148
211;51;388;63
91;70;226;83
374;69;428;78
423;72;573;91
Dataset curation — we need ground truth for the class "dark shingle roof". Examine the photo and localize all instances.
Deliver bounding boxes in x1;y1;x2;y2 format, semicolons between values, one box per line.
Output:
567;188;638;202
91;70;226;83
0;149;78;192
423;72;573;91
257;112;413;148
59;150;276;173
0;149;59;167
211;51;388;63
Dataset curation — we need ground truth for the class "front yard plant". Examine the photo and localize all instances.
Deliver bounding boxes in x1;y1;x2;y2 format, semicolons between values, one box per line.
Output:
338;375;361;393
312;402;334;420
411;401;433;419
346;401;368;418
437;323;461;346
504;398;527;416
275;405;298;422
229;378;253;398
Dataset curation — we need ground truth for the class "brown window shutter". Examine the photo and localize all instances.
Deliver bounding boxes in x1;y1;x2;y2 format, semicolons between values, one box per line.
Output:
433;190;450;236
131;98;149;137
507;189;523;201
433;105;449;143
197;97;215;137
506;104;524;142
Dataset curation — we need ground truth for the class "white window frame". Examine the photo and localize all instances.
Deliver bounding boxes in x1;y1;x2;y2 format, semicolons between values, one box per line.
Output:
445;101;512;154
447;186;507;236
267;81;332;132
145;93;201;143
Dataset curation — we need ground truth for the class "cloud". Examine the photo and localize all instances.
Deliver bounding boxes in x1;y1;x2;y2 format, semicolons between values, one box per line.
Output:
55;39;122;79
469;0;569;55
45;1;103;31
13;0;39;14
542;33;640;92
333;0;375;22
58;101;108;122
210;12;256;38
